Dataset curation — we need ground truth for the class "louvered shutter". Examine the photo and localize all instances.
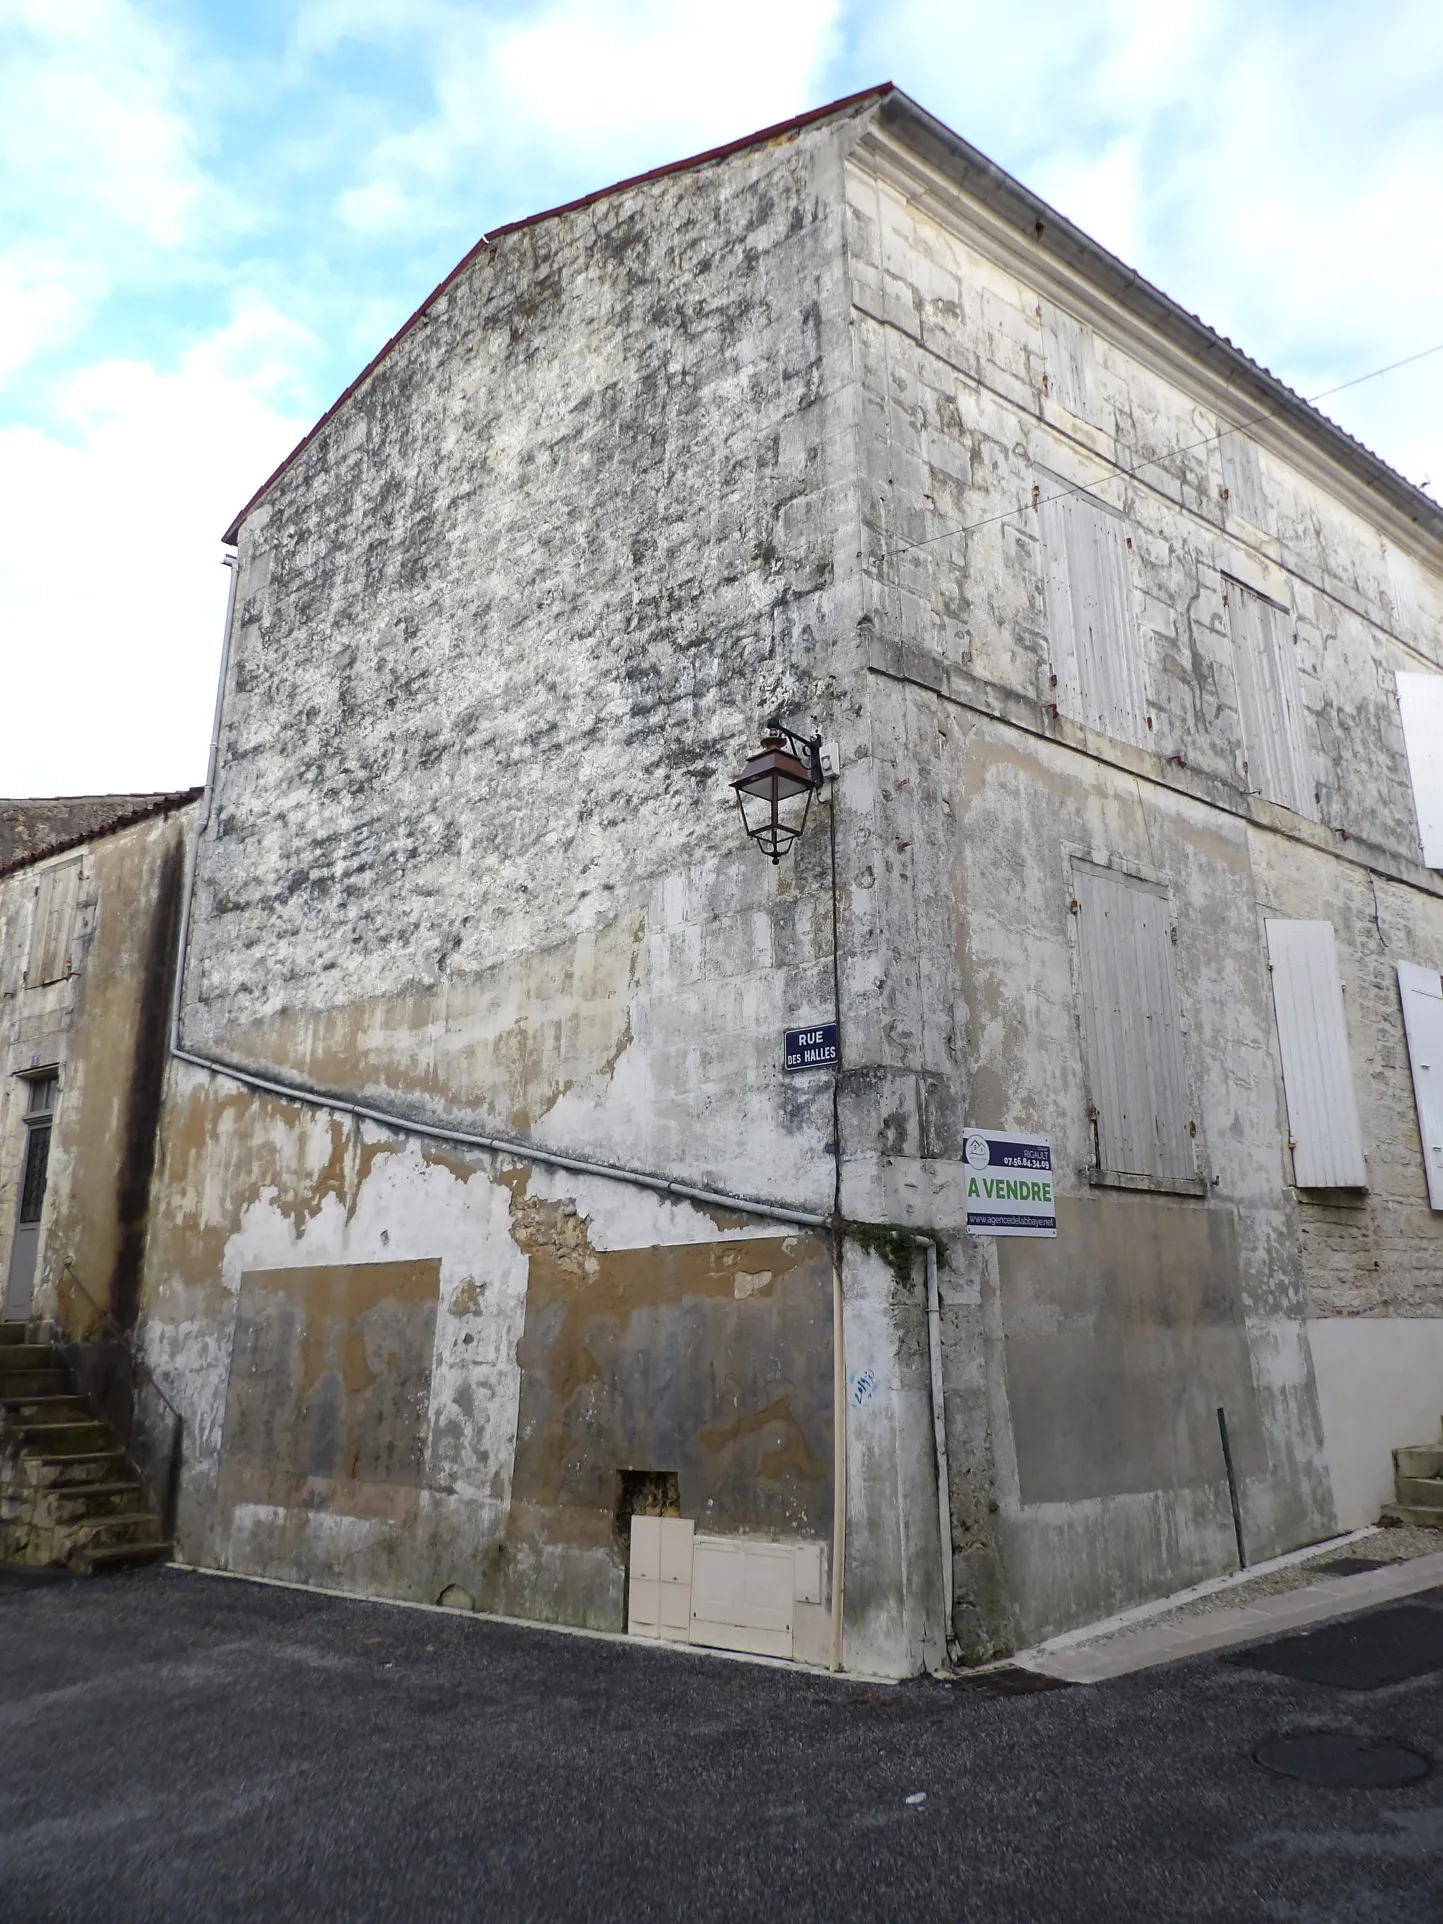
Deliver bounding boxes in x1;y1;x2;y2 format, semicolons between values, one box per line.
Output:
1265;920;1367;1188
26;859;80;986
1073;864;1195;1179
1395;672;1443;868
1226;579;1314;817
1397;961;1443;1209
1043;305;1091;414
1221;431;1268;527
1038;475;1147;747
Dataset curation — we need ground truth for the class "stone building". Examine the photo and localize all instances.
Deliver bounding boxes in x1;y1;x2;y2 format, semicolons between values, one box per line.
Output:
129;85;1443;1673
1;792;199;1329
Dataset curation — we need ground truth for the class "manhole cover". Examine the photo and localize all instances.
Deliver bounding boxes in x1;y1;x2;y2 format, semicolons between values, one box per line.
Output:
1226;1600;1443;1690
1253;1733;1431;1788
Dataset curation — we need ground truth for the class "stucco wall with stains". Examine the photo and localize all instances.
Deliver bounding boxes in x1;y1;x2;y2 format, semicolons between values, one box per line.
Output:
134;100;950;1679
842;118;1443;1645
133;90;1443;1666
0;805;195;1330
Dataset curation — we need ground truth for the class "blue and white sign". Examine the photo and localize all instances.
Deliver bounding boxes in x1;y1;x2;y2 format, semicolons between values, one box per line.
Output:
963;1129;1057;1237
784;1022;839;1072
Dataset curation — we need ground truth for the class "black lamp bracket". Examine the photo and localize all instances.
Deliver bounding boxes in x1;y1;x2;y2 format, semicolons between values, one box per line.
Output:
764;712;825;790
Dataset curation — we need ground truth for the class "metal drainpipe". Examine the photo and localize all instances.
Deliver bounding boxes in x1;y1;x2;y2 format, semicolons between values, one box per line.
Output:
826;783;846;1673
918;1234;957;1666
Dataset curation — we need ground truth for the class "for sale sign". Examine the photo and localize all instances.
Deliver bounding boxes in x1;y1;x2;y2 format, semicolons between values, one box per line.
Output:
963;1130;1057;1237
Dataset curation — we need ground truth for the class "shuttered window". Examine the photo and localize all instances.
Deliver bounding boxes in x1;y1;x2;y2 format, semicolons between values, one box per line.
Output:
1265;919;1367;1188
1397;960;1443;1210
1221;430;1268;527
25;859;80;987
1073;863;1195;1180
1038;474;1147;746
1043;305;1092;415
1395;671;1443;868
1226;578;1315;818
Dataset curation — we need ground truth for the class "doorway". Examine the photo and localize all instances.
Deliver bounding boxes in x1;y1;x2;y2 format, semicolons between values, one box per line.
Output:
4;1072;58;1321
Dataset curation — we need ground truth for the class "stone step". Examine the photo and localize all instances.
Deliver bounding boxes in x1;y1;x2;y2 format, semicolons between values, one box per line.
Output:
47;1481;148;1522
0;1370;68;1400
83;1539;173;1574
1;1395;91;1420
1381;1502;1443;1529
27;1450;129;1487
0;1323;39;1347
68;1512;163;1552
10;1418;113;1449
1395;1444;1443;1479
1394;1475;1443;1510
0;1345;59;1372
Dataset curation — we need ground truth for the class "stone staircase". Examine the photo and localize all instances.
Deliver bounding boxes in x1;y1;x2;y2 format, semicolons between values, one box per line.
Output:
0;1322;171;1573
1382;1423;1443;1529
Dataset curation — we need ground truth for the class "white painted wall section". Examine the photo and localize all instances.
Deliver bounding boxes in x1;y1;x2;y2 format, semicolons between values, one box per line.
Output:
1310;1318;1443;1527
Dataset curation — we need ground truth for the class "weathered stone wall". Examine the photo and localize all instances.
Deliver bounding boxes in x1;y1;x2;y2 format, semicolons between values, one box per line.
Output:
0;806;194;1329
842;120;1443;1644
142;102;950;1677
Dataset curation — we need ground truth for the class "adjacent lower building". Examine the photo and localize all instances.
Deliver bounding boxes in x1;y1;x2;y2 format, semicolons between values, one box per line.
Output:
13;86;1443;1673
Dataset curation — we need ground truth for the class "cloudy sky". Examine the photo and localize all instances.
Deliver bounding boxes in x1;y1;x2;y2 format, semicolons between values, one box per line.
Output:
3;0;1441;797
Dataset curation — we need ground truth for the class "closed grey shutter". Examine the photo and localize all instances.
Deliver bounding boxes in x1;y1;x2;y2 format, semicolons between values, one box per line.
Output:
26;859;80;986
1265;919;1367;1188
1043;305;1091;414
1037;475;1147;747
1396;672;1443;868
1226;579;1314;817
1397;960;1443;1209
1221;431;1268;527
1073;863;1195;1179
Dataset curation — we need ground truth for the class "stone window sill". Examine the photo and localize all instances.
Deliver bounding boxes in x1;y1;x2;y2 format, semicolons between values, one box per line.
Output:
1087;1168;1207;1198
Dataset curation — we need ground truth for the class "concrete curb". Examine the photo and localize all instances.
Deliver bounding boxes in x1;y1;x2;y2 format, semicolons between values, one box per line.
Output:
1017;1547;1443;1683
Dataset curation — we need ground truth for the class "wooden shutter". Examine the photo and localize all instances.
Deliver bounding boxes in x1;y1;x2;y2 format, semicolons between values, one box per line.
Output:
1397;961;1443;1210
1265;919;1367;1188
1043;305;1091;414
1038;474;1147;747
1221;431;1268;527
26;859;80;986
1395;672;1443;868
1073;863;1195;1180
1226;579;1314;817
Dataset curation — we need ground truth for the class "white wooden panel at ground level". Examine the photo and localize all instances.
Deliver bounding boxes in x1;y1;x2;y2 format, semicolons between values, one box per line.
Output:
1397;961;1443;1209
1265;920;1367;1188
689;1537;793;1660
1396;673;1443;868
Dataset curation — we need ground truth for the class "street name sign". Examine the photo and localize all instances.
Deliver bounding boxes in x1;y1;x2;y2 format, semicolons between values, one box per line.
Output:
783;1023;839;1072
963;1129;1056;1237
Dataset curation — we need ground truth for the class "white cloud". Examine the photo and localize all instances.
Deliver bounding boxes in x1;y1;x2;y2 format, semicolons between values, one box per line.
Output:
0;0;210;384
330;0;842;234
0;303;314;797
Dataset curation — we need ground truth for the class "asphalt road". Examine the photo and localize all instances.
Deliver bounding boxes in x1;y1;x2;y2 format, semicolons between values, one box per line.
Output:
3;1565;1442;1923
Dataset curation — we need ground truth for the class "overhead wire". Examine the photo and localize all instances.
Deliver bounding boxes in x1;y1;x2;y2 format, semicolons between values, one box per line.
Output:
878;339;1443;566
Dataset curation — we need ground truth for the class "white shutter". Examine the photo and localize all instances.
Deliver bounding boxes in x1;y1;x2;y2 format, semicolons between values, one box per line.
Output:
1395;672;1443;868
1038;474;1147;747
1397;961;1443;1210
1043;305;1091;415
1221;431;1268;528
1226;579;1315;818
689;1536;794;1659
1073;864;1194;1180
1265;920;1367;1188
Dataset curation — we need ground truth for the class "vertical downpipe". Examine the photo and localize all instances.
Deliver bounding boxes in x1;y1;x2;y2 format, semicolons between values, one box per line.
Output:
1217;1406;1247;1570
827;783;846;1672
922;1238;956;1663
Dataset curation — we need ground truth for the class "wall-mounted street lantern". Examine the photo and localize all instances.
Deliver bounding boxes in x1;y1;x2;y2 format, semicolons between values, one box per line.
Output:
731;718;825;863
